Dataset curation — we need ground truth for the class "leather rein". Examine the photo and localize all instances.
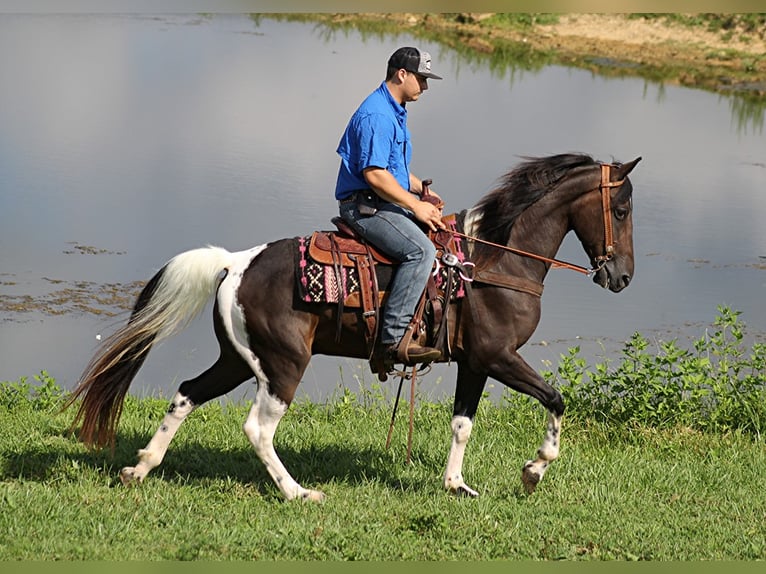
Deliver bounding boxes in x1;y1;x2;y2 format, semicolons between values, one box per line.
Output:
451;163;625;277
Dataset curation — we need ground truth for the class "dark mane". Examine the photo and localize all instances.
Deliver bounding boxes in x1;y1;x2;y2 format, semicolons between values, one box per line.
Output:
471;153;597;265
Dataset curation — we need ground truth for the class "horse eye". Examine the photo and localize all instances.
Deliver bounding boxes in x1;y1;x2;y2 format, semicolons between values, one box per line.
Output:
614;207;629;221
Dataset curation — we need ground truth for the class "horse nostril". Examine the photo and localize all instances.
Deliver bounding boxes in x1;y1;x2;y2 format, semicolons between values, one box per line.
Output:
622;275;631;287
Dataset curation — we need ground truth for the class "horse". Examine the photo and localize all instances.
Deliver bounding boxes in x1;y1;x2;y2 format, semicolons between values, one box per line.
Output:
64;152;641;501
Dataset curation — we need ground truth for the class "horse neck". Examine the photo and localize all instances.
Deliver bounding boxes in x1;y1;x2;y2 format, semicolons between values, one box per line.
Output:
515;168;604;279
465;169;595;282
509;202;570;280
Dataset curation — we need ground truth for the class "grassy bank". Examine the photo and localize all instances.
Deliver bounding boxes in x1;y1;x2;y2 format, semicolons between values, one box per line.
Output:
271;13;766;103
1;309;765;560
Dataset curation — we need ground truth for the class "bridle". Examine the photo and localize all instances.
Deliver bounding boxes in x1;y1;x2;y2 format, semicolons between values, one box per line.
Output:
595;162;625;268
451;162;625;277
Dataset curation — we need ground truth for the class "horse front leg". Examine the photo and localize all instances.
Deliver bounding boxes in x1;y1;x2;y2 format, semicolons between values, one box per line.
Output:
443;363;486;497
521;410;563;494
488;350;565;495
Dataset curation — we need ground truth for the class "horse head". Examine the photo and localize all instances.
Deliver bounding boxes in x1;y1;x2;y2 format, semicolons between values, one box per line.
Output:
572;157;641;292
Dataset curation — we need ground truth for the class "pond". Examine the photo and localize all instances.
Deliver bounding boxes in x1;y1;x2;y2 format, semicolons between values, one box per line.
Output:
1;14;765;402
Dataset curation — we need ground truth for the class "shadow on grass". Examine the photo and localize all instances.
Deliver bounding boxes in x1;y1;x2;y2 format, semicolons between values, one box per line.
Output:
1;428;425;497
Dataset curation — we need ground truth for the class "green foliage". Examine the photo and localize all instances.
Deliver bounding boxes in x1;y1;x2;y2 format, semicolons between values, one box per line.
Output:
3;306;763;437
2;312;766;560
2;306;766;559
2;377;766;559
546;306;766;434
0;370;64;411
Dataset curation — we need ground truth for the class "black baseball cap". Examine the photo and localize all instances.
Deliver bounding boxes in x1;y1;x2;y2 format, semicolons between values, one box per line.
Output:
388;47;442;80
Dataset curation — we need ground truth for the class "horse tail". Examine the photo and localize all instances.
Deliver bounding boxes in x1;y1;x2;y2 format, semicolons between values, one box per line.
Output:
64;246;235;449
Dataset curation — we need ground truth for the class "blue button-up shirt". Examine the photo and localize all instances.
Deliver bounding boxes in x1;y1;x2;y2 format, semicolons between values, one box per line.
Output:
335;81;412;200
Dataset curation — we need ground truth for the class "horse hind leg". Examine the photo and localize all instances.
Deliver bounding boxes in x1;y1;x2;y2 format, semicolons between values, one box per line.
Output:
242;382;323;502
119;390;196;486
521;410;562;494
119;344;254;486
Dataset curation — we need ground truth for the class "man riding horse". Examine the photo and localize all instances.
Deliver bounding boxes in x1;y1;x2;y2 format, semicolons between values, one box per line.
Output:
335;46;446;366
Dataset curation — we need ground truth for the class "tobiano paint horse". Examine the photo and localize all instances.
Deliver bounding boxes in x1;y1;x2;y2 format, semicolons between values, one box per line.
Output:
65;153;641;500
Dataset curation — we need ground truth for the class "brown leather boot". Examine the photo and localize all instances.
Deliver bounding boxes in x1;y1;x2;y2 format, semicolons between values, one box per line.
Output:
387;342;441;365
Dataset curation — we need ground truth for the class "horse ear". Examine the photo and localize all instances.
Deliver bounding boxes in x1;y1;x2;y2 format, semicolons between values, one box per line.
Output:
614;156;642;180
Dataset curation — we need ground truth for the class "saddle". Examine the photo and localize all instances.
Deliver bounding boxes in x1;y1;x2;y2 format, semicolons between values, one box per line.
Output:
309;221;394;267
307;202;468;380
308;217;388;352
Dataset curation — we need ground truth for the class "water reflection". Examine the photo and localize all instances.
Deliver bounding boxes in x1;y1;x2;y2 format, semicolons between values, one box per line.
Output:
0;14;764;402
729;95;766;135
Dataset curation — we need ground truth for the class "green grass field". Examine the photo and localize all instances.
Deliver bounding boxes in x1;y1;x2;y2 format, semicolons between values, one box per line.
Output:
2;388;765;560
2;307;764;560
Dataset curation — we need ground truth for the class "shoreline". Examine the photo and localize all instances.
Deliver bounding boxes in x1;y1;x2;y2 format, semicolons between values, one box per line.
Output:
295;13;766;100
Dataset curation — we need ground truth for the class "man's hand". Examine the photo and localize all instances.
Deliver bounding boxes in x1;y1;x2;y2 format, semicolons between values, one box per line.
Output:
412;199;446;232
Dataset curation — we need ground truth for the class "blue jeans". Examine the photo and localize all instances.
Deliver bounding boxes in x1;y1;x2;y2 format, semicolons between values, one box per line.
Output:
339;199;436;345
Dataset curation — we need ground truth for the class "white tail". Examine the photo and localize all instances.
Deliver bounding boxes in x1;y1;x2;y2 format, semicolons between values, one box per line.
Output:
136;246;235;345
65;245;239;448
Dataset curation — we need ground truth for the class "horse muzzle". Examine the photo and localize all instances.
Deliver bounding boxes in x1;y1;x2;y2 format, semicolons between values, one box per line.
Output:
591;258;632;292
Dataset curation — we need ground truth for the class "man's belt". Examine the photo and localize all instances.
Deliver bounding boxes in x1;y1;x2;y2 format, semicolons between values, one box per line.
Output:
338;190;371;205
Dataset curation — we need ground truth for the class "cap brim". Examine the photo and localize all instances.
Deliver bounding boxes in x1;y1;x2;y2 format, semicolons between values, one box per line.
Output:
410;70;442;80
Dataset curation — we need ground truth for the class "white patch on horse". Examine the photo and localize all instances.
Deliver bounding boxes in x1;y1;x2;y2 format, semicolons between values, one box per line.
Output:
216;245;269;382
217;245;323;501
463;207;481;232
522;411;562;494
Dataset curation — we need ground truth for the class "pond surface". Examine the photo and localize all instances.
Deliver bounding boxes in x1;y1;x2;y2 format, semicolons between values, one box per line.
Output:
1;14;765;402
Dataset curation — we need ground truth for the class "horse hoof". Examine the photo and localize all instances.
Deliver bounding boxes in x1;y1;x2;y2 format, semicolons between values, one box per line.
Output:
300;489;325;502
445;480;479;498
455;484;479;498
521;461;540;494
119;467;143;487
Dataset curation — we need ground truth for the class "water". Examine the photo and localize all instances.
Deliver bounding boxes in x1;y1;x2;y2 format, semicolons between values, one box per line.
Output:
1;14;765;403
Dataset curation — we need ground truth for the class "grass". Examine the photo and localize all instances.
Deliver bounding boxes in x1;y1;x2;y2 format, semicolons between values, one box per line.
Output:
2;384;766;559
2;306;765;560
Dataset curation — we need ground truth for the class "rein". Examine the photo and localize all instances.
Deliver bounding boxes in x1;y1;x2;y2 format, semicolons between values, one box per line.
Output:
450;230;592;275
451;163;625;277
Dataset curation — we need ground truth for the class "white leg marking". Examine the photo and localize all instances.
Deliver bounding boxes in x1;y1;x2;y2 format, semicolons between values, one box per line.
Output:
522;410;562;494
243;384;323;501
119;392;196;486
443;416;479;497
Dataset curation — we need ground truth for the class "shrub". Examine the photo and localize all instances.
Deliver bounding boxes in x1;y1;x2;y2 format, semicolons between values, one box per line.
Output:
0;370;64;411
546;306;766;435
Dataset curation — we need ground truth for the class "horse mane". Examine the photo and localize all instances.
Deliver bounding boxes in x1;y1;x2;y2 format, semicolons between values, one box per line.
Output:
471;153;597;265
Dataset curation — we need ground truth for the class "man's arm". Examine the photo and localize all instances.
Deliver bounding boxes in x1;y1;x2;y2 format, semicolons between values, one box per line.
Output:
363;167;446;231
